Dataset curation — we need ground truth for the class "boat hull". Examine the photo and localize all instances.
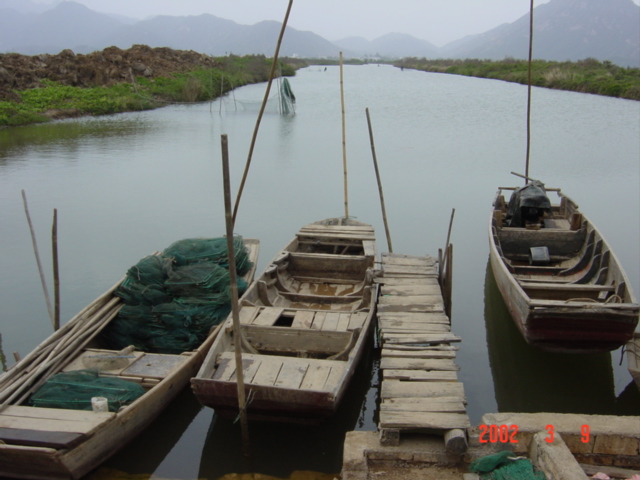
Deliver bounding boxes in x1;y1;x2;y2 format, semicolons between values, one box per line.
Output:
192;218;377;423
0;239;260;480
0;352;203;480
628;333;640;390
489;187;639;353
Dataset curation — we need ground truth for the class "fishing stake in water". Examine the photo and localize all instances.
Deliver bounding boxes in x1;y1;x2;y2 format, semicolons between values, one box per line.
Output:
365;107;392;252
221;134;250;457
340;52;349;218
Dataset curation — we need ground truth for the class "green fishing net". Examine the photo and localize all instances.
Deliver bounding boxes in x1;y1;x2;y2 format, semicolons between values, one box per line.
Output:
470;451;546;480
102;237;252;354
28;370;145;412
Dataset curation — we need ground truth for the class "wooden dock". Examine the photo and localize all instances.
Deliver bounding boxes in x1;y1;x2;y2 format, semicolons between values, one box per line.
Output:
376;252;470;451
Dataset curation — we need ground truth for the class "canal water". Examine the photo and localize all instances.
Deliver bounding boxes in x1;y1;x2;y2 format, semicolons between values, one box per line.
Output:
0;64;638;479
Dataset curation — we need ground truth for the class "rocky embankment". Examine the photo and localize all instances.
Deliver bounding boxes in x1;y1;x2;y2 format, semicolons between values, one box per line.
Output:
0;45;222;103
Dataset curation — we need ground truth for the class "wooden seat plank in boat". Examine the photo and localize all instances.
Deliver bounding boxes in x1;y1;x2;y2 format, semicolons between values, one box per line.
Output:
0;406;114;449
320;312;341;331
291;310;314;329
299;364;333;391
252;307;285;326
310;311;326;330
214;352;345;392
252;358;285;386
273;362;309;389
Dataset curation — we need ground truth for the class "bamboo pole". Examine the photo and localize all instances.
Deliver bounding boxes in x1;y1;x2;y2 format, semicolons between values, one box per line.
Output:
232;0;294;225
525;0;534;182
221;134;250;457
442;208;456;265
21;190;54;326
0;278;124;389
52;209;60;331
445;243;453;319
365;108;392;252
340;52;349;219
0;298;121;409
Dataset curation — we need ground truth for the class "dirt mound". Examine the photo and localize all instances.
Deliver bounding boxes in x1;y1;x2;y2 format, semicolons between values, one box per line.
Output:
0;45;222;102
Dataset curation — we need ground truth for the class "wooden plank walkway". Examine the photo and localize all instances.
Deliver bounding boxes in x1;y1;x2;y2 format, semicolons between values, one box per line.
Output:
376;252;470;452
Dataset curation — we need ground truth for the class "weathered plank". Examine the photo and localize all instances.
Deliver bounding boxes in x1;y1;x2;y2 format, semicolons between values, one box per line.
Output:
380;412;471;430
310;311;326;330
378;295;443;306
376;277;439;286
383;265;438;275
380;411;470;430
381;348;456;359
321;312;341;331
251;358;284;387
381;333;461;344
381;380;465;399
378;303;444;314
378;321;450;333
291;310;315;329
383;343;459;356
347;312;368;330
252;307;285;326
380;357;459;371
336;313;351;331
274;362;308;389
380;255;436;267
381;397;466;413
383;369;458;381
0;406;113;426
230;357;262;383
239;306;260;324
377;312;450;324
380;285;442;296
299;364;332;391
122;353;185;378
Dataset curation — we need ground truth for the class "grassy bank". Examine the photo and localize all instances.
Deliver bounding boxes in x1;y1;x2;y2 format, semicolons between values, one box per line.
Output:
0;55;300;127
394;58;640;101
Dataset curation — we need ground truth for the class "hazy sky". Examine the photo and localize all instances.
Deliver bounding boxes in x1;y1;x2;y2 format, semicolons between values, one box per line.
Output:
34;0;564;46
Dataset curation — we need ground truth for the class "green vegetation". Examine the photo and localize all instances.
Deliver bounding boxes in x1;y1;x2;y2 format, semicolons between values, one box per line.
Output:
0;55;299;127
394;57;640;101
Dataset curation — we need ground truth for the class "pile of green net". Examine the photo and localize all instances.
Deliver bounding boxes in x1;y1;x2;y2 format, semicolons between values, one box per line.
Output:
29;370;145;412
101;237;252;354
470;451;546;480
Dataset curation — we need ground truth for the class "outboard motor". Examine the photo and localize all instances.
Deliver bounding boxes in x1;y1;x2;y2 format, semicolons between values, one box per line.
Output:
505;180;551;228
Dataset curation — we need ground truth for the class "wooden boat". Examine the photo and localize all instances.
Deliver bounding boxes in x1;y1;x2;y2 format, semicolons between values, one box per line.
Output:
191;217;377;424
0;238;259;480
628;332;640;389
489;182;639;353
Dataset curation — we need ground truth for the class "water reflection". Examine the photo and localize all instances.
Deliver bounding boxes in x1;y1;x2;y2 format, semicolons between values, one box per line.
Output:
198;337;379;479
0;116;153;163
483;259;640;416
93;387;204;478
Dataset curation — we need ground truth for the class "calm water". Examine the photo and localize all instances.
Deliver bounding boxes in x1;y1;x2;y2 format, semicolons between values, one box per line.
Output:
0;64;638;479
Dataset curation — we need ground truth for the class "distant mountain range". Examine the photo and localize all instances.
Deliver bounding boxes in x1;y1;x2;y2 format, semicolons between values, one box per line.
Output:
1;0;638;67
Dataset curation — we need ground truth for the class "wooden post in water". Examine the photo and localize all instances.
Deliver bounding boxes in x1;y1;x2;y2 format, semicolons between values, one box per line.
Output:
232;0;294;225
365;108;392;252
21;190;55;328
443;208;455;265
525;0;535;182
52;209;60;331
221;134;250;457
340;52;349;219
